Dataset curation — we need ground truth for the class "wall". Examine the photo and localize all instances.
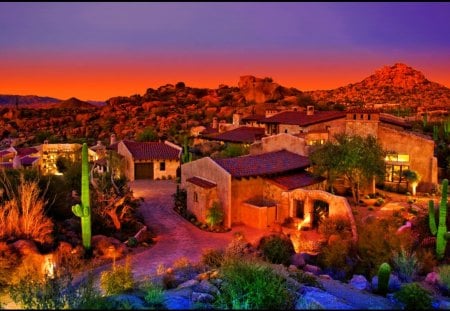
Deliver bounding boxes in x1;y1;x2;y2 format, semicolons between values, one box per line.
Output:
153;159;179;180
186;185;218;223
231;177;265;224
241;203;276;229
250;133;308;156
181;157;232;227
345;113;380;138
378;125;437;192
117;141;134;181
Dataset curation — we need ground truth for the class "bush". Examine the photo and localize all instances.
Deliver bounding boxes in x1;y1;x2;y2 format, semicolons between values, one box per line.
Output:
201;248;225;269
318;216;352;241
214;258;295;309
318;238;352;280
205;201;224;228
290;270;323;289
100;257;134;295
127;237;138;247
416;248;437;275
392;249;419;282
224;232;250;260
438;265;450;291
374;198;385;206
258;234;295;266
394;283;432;310
142;281;165;309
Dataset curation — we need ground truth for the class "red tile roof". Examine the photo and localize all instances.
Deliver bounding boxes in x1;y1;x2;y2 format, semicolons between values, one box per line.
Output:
200;126;219;135
379;113;412;129
186;176;217;189
203;126;265;143
15;147;38;157
0;150;12;157
123;140;181;161
0;162;13;169
242;114;266;122
107;141;120;151
20;156;39;166
267;172;325;190
260;110;346;126
213;150;310;178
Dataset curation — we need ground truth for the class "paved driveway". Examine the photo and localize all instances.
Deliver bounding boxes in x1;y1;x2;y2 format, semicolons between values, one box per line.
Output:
81;180;270;282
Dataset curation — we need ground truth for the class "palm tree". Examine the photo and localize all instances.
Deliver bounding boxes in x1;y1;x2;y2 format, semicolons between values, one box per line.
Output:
402;170;421;196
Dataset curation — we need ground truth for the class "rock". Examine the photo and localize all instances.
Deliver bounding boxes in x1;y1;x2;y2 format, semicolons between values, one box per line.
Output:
371;274;401;292
238;75;286;104
192;292;215;303
290;253;306;268
303;264;322;276
163;288;193;310
288;265;298;272
12;239;39;256
319;274;332;280
105;294;146;309
425;271;440;285
193;279;220;296
349;274;371;291
91;235;127;259
177;279;199;290
435;299;450;310
298;286;356;310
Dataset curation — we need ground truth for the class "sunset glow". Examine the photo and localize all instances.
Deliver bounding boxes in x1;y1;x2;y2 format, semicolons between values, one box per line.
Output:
1;2;449;101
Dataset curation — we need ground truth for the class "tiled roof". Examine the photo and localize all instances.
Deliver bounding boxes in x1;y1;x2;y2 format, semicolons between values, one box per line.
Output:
213;150;310;178
346;109;381;114
21;156;39;166
242;114;266;122
203;127;265;143
260;110;346;126
15;147;38;157
107;141;120;151
186;176;217;189
0;150;12;157
123;140;181;161
379;114;412;129
267;172;325;190
0;162;13;169
200;126;219;135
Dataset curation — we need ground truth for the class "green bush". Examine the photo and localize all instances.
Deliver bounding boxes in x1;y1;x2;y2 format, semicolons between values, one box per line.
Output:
318;238;352;280
438;265;450;291
201;248;225;269
318;216;352;240
214;259;295;310
258;234;295;266
100;257;134;295
127;237;138;248
142;281;165;309
394;283;432;310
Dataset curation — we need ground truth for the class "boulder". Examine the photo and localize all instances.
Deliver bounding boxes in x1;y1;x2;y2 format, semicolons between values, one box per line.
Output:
298;286;356;310
163;288;193;310
105;294;146;309
176;279;199;290
349;274;371;291
304;264;322;276
193;279;220;296
192;292;215;303
290;253;306;268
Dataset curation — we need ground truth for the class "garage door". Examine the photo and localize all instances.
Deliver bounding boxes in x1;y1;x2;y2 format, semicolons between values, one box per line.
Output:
134;163;154;179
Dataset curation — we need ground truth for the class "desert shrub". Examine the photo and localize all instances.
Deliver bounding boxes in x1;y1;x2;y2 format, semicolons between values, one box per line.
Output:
258;234;295;266
205;201;224;228
374;198;385;206
392;249;420;282
100;257;134;295
438;265;450;292
224;232;250;260
0;242;20;289
394;282;432;310
214;258;295;310
0;175;53;244
318;216;352;240
127;237;138;248
73;273;112;310
142;281;165;309
318;238;352;280
290;270;323;289
201;248;225;269
172;186;187;216
416;248;437;275
354;217;402;278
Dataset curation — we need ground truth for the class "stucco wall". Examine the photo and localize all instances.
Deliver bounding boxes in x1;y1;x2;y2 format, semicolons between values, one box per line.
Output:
241;203;276;229
153;159;179;180
117;141;134;181
181;157;232;227
231;177;265;224
250;133;308;156
378;125;437;191
185;185;218;223
345;120;379;138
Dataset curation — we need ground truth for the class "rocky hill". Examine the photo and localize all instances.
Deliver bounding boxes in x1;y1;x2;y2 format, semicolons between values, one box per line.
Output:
305;63;450;109
0;94;60;108
54;97;97;109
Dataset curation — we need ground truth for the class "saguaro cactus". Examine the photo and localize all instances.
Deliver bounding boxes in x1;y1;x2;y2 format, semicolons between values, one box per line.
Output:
72;143;92;250
429;178;450;260
377;262;391;296
182;136;192;164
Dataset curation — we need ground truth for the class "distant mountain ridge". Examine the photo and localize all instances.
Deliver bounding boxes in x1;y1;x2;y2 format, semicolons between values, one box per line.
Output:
0;94;60;107
53;97;97;109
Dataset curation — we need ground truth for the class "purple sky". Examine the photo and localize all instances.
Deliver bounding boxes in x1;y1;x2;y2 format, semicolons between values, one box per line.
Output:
1;2;449;100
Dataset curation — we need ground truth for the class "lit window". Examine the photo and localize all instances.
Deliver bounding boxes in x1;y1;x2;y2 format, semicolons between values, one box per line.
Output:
398;154;409;162
160;162;166;171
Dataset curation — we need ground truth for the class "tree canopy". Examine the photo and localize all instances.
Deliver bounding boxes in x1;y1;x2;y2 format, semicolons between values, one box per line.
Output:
310;133;385;204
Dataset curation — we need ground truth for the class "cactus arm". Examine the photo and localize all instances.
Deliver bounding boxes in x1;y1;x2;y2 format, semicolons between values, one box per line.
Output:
429;200;437;236
436;179;448;260
71;143;92;250
445;232;450;240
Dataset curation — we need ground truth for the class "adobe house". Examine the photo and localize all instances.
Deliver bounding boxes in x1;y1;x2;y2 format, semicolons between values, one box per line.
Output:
0;146;40;170
344;109;438;192
181;133;357;240
117;140;181;181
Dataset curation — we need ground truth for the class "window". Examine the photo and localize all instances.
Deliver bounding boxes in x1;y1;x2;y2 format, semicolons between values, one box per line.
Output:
385;153;409;163
193;192;198;203
353;114;356;120
368;114;371;120
160;161;166;171
385;164;409;182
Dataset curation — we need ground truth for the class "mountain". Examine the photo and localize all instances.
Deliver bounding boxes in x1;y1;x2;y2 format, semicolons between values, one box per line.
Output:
305;63;450;109
54;97;97;109
0;94;60;108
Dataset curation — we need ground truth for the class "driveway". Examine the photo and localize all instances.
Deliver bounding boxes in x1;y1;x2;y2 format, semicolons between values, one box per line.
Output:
79;180;270;282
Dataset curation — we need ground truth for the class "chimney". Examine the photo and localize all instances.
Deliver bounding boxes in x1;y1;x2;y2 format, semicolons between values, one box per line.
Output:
212;117;218;129
232;113;242;126
110;134;117;146
306;106;314;116
97;140;103;146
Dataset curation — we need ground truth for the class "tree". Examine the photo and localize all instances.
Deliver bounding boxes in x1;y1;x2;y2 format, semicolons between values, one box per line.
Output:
402;170;421;196
310;133;385;204
219;143;249;158
136;127;158;142
206;201;224;229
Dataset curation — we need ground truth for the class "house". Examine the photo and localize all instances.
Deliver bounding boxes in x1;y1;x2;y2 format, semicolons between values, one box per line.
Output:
200;126;266;145
0;146;40;170
182;133;356;238
117;140;181;181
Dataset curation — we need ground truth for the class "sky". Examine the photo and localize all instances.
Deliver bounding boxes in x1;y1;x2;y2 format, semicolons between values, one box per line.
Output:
1;2;450;101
